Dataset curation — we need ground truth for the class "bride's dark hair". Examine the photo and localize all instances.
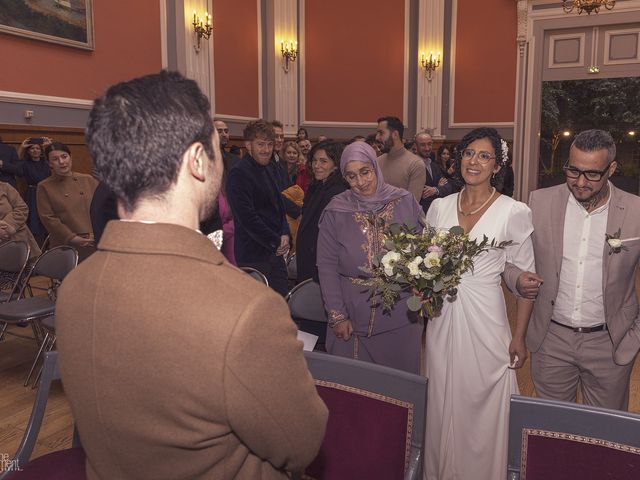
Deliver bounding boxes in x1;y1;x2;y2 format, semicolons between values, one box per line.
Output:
453;127;508;189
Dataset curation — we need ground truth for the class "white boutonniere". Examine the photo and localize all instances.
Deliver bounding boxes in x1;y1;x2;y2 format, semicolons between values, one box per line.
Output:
605;228;633;255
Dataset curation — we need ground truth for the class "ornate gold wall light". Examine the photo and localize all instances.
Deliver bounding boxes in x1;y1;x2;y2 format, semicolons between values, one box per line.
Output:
193;10;212;53
420;51;441;81
280;40;298;73
562;0;615;15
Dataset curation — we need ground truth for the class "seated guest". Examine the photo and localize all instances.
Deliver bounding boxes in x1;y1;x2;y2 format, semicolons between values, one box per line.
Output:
227;120;291;296
0;137;21;189
436;144;463;193
37;142;98;258
0;181;41;259
57;71;327;480
317;141;424;373
296;141;347;282
17;137;51;244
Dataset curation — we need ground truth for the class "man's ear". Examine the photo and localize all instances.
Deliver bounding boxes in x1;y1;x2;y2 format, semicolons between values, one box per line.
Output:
185;142;206;182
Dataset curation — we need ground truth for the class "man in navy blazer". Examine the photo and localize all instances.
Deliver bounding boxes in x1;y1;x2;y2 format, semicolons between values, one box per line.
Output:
415;131;454;212
227;120;290;295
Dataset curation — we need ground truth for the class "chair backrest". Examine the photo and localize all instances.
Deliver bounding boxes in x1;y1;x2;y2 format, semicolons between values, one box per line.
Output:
507;395;640;480
300;351;427;480
239;266;269;286
0;352;60;479
286;253;297;281
19;246;79;300
31;246;79;280
285;279;326;322
0;241;30;302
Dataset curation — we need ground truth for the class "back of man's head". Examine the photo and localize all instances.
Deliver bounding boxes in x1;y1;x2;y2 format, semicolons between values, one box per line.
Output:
87;70;214;212
377;116;405;140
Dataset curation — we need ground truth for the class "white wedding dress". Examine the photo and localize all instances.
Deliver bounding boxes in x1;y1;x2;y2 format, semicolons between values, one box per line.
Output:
423;193;535;480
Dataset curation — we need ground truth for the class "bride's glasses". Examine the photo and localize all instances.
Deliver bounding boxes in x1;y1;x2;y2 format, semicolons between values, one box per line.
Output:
460;149;495;164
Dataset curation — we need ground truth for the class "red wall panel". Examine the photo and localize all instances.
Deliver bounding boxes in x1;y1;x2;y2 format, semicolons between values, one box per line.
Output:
213;0;260;118
304;0;406;123
453;0;517;124
0;1;162;100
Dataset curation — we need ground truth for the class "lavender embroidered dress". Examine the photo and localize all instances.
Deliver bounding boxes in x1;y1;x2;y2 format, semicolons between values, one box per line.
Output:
316;142;424;374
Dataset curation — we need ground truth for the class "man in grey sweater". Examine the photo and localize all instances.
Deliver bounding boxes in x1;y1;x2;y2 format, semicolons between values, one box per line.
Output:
375;116;426;201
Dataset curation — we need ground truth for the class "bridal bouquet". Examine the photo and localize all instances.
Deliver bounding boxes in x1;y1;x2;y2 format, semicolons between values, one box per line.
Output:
356;222;512;321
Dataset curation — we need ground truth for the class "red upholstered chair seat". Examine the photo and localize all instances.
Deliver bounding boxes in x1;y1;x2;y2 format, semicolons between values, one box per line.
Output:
4;448;86;480
522;429;640;480
303;381;413;480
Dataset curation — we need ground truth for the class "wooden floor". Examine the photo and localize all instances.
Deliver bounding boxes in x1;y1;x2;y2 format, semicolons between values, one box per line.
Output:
1;277;639;463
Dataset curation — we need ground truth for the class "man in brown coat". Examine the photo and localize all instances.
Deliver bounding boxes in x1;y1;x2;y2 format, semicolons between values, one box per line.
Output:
56;71;328;479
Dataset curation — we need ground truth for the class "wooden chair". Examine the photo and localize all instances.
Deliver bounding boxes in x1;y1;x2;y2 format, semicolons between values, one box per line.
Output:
507;395;640;480
297;351;428;480
0;351;85;480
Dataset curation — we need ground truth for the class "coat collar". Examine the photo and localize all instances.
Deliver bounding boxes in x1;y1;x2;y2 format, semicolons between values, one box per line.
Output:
98;221;225;266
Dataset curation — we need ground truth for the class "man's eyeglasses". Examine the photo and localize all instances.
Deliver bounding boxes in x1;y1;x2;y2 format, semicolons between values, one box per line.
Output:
461;149;495;164
563;162;613;182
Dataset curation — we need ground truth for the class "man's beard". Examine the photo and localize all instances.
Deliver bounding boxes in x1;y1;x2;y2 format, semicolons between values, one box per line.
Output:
380;136;393;153
573;181;610;210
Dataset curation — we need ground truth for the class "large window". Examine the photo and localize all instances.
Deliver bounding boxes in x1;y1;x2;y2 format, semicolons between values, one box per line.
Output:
539;78;640;194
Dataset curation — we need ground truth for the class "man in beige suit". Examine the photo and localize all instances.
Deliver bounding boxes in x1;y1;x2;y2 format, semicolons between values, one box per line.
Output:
56;71;328;479
521;129;640;411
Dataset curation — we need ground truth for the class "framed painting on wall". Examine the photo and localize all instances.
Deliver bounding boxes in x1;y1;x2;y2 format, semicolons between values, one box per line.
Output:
0;0;94;50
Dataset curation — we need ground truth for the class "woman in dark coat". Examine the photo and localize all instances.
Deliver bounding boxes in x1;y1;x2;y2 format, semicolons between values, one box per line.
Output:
295;141;347;282
17;137;51;244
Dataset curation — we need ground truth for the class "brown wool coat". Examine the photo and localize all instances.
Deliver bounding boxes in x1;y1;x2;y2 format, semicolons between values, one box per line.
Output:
0;181;41;258
36;173;98;246
56;221;328;480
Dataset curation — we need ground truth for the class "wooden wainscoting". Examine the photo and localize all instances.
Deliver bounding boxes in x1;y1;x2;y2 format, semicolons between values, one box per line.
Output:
1;124;93;175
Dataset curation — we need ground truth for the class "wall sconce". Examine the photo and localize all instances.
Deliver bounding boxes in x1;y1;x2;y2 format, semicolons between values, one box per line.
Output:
562;0;615;15
193;10;212;53
421;52;441;81
280;40;298;73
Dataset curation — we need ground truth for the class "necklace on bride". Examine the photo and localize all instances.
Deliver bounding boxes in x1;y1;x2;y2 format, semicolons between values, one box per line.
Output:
457;187;496;217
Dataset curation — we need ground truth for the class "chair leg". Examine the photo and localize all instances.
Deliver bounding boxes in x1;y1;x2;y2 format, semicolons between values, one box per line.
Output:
0;322;7;342
24;331;51;387
31;335;56;389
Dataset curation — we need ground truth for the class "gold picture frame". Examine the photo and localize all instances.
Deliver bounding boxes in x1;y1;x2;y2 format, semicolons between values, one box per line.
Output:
0;0;94;51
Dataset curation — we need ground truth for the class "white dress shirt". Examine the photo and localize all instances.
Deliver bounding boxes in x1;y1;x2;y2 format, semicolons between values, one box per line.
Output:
552;187;611;327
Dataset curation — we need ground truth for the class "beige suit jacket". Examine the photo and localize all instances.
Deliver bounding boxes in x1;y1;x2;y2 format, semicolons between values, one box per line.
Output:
0;182;41;258
526;183;640;365
56;221;328;480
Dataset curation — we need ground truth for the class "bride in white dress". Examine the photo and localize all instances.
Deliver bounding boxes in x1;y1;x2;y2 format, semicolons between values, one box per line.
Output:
424;128;535;480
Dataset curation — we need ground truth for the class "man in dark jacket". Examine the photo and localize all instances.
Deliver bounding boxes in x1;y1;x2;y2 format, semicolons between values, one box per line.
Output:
415;131;454;212
227;120;290;295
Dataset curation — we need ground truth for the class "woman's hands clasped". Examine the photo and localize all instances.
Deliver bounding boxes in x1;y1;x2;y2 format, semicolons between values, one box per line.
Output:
332;320;353;341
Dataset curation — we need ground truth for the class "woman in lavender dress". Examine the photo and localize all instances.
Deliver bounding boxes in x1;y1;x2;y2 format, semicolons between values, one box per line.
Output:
316;142;424;373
